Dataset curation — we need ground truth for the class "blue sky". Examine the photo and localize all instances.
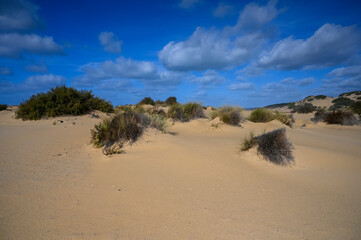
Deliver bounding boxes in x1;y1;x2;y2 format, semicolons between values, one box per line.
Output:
0;0;361;107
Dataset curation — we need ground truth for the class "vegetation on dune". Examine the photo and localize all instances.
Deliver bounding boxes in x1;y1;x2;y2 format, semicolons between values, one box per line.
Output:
167;103;185;121
339;91;361;97
167;102;204;122
329;97;355;111
241;128;294;166
350;101;361;116
0;104;8;111
292;103;316;113
212;106;243;126
323;110;358;125
138;97;155;106
264;103;290;109
248;108;293;126
91;110;168;155
15;86;114;120
165;96;177;106
314;95;327;100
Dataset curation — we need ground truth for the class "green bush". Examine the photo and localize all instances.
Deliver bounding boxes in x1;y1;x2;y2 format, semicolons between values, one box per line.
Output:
138;97;155;106
167;104;185;121
329;97;355;111
16;86;114;120
311;108;327;123
350;101;361;116
241;128;294;166
323;110;358;125
287;102;296;109
248;108;274;122
339;91;361;97
165;96;177;106
293;103;316;113
214;106;243;126
307;98;314;102
314;95;327;100
0;104;7;111
182;102;204;121
274;111;293;127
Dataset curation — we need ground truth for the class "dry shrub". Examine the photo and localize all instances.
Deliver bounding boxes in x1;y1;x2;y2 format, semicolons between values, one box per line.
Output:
183;102;204;120
241;128;294;166
248;108;274;122
216;106;243;125
167;104;184;121
274;111;294;127
293;103;316;113
323;110;358;125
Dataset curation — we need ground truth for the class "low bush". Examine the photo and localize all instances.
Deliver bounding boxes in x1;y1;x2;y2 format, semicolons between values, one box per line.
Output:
350;101;361;116
0;104;7;111
339;91;361;97
307;98;314;102
329;97;355;111
91;110;168;155
138;97;155;106
311;108;327;123
274;111;294;127
248;108;274;122
165;96;177;106
167;104;185;121
287;102;295;109
183;102;204;120
214;106;243;126
293;103;316;113
241;128;294;166
16;86;114;120
323;110;358;125
314;95;327;100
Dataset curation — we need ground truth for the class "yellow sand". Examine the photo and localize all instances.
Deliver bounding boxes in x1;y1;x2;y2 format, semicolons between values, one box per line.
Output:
1;109;361;239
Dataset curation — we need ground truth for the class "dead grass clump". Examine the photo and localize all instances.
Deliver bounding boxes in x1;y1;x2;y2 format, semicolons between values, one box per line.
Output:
167;104;185;121
241;128;294;166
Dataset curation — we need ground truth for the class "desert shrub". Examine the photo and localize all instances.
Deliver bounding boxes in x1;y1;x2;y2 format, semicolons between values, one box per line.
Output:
323;110;358;125
350;101;361;116
182;102;204;120
214;106;242;125
91;110;168;155
293;103;316;113
274;111;293;127
314;95;327;100
248;108;274;122
329;97;355;111
307;98;314;102
147;107;166;117
0;104;7;111
287;102;296;109
241;128;294;166
167;104;184;121
241;132;256;151
311;108;327;123
165;96;177;106
138;97;155;106
16;86;114;120
339;91;361;97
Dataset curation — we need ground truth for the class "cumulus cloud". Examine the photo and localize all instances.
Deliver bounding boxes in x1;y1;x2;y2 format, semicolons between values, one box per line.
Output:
235;0;279;32
257;24;361;70
0;0;42;32
0;67;12;75
322;65;361;91
99;31;122;54
190;70;227;86
25;62;48;73
228;82;254;90
0;74;65;93
0;33;64;58
159;0;279;72
213;3;235;18
281;77;314;86
178;0;201;9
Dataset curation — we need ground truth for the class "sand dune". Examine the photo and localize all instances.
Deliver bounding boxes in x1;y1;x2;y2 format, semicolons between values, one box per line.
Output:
1;109;361;239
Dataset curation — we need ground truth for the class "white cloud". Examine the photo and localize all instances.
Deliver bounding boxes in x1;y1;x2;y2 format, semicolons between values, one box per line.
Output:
24;74;66;88
0;33;64;58
0;0;42;32
235;0;279;32
99;31;122;54
25;62;48;73
190;70;227;86
228;82;254;90
213;3;235;18
257;24;361;70
322;65;361;91
178;0;201;9
159;1;279;72
327;65;361;78
0;67;12;75
281;77;314;86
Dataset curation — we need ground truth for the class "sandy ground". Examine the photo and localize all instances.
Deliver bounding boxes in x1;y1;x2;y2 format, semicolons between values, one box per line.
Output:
1;109;361;240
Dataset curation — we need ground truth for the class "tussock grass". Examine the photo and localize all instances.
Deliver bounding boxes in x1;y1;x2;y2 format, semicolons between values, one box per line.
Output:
167;104;185;121
167;102;204;122
16;86;114;120
248;108;274;122
213;106;243;126
91;110;168;155
241;128;294;166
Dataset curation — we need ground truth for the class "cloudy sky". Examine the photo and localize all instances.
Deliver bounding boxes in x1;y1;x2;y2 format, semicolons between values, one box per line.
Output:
0;0;361;107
